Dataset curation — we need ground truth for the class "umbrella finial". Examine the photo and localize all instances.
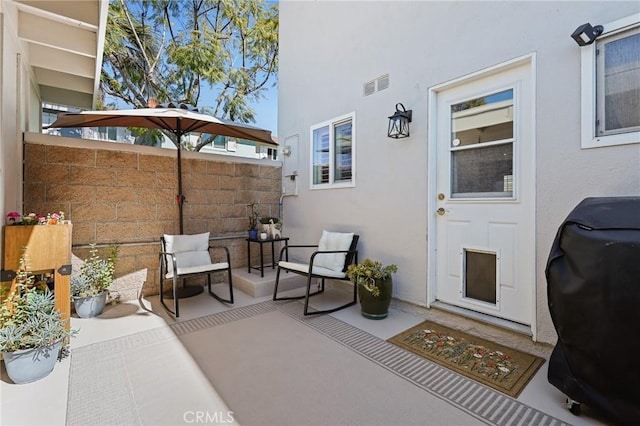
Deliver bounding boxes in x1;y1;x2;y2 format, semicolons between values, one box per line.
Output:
157;102;198;112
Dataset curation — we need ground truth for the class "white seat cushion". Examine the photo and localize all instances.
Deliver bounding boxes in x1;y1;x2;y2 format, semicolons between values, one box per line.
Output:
312;230;354;273
166;262;230;279
278;261;347;279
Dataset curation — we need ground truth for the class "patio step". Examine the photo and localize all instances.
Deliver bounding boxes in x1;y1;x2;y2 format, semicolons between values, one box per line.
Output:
232;267;307;298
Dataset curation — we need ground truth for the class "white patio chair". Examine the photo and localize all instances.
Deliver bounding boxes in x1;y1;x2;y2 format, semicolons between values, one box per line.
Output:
159;232;234;317
273;230;359;315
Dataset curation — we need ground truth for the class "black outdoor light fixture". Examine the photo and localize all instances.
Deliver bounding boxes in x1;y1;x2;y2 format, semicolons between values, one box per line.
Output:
387;103;413;139
571;22;604;46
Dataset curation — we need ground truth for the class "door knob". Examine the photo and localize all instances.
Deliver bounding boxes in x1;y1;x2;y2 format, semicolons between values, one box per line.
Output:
437;208;446;216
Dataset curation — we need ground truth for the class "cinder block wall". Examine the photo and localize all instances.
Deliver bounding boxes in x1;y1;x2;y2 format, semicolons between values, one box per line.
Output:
22;134;282;301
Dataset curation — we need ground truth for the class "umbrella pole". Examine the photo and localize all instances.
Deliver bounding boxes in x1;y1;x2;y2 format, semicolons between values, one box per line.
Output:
169;125;204;299
177;146;184;234
176;123;185;234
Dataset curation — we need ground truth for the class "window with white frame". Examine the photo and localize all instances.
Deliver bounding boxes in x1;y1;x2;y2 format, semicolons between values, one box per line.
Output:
310;112;355;188
580;14;640;149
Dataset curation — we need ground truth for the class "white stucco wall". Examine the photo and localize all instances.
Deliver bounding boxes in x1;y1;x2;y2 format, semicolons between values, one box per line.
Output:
0;1;44;263
1;2;25;222
279;1;640;344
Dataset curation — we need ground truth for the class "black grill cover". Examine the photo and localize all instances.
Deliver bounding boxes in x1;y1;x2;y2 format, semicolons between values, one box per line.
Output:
546;197;640;424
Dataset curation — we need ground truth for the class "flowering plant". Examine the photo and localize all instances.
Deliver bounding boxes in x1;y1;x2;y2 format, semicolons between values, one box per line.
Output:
5;211;66;226
6;212;21;224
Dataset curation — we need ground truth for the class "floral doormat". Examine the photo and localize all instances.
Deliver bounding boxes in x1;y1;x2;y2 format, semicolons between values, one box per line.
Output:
387;321;545;398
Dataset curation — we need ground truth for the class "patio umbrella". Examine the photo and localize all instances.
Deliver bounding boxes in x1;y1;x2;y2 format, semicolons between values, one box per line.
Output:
50;104;276;233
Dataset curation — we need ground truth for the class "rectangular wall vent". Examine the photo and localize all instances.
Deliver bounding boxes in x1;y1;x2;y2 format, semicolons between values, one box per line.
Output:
363;73;390;96
364;80;376;96
377;74;390;91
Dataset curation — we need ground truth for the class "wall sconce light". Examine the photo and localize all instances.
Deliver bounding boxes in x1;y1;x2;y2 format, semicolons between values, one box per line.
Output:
281;146;292;157
571;22;603;46
387;103;413;139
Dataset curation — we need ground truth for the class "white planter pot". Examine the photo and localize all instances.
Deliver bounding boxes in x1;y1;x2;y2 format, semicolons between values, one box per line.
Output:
72;291;107;318
2;341;62;384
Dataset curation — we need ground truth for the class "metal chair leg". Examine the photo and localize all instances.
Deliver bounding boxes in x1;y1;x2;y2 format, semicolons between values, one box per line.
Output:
272;266;282;300
228;268;234;304
207;270;234;304
303;278;357;316
274;268;324;302
303;274;314;314
159;263;179;318
173;276;179;318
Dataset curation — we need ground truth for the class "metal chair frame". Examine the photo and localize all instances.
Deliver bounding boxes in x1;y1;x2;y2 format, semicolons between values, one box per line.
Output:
273;235;359;316
159;236;234;318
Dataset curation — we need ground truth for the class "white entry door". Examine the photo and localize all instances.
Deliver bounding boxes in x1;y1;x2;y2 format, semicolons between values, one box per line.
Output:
432;59;535;325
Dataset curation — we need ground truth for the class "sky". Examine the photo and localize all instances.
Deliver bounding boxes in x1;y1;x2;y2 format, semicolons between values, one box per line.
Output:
248;84;278;136
197;73;278;136
106;79;278;137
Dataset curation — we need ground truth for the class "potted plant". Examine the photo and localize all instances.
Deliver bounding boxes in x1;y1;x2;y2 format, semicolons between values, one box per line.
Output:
71;244;118;318
259;216;282;238
347;258;398;319
247;201;260;239
258;216;273;232
0;252;75;384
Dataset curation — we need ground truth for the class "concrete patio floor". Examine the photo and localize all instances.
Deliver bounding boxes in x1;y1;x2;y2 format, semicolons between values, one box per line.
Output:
1;270;610;426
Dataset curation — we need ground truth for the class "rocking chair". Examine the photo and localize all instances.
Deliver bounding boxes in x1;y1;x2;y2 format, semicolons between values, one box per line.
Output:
273;230;359;315
159;232;234;318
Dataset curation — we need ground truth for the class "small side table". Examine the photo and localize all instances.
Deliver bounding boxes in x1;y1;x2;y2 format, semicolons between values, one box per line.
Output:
246;237;289;277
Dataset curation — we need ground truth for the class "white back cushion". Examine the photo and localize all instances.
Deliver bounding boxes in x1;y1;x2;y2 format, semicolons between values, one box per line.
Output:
313;230;354;272
164;232;211;271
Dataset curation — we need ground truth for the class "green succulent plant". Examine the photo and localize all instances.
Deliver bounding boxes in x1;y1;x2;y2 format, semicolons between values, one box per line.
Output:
71;244;119;298
346;258;398;297
0;250;75;352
